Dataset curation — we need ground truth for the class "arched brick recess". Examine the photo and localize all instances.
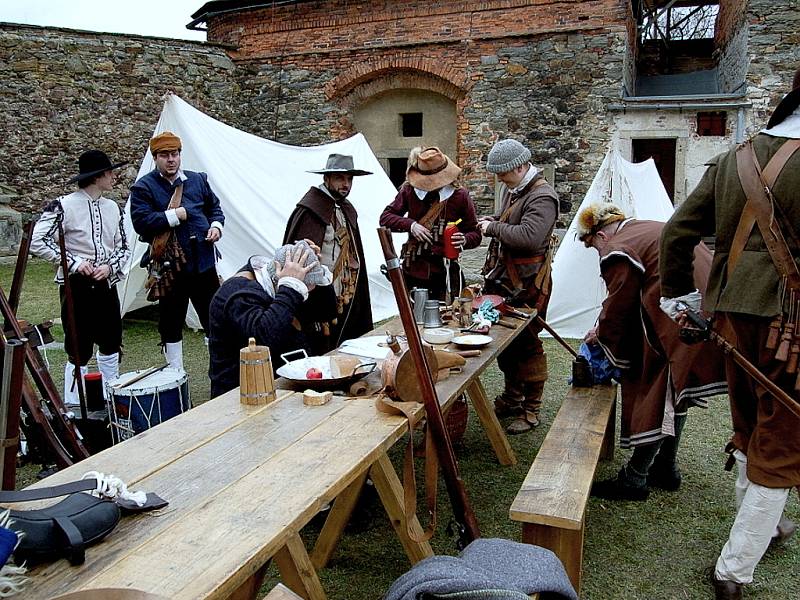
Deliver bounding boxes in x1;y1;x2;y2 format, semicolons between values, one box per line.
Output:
326;56;470;103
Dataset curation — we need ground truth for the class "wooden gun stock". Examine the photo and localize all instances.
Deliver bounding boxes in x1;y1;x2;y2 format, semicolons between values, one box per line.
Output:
377;226;480;547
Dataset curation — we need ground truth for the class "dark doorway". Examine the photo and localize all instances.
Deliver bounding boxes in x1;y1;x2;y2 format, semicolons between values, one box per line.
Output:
388;158;408;189
633;138;676;202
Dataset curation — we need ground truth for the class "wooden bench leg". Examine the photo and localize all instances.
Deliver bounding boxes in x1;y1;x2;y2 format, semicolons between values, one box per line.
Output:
274;532;327;600
521;523;584;596
227;560;270;600
465;379;517;466
599;393;616;462
310;470;368;570
369;452;434;563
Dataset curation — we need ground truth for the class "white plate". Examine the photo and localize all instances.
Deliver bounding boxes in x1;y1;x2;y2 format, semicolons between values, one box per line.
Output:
451;334;493;348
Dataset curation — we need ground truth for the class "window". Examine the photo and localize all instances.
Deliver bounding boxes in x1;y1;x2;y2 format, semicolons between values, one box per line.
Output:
697;111;726;136
388;157;408;189
401;113;423;137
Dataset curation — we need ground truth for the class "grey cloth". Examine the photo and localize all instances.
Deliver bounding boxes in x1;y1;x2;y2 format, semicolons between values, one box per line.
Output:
486;140;532;174
383;538;578;600
255;240;332;287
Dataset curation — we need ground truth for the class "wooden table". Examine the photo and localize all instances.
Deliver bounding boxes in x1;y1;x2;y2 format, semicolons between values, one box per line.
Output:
12;315;530;599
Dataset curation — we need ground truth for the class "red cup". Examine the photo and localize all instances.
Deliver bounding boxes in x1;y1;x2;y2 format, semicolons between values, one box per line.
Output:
443;222;460;259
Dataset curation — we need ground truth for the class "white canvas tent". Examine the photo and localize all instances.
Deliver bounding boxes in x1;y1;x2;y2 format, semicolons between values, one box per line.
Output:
119;94;404;328
546;149;675;339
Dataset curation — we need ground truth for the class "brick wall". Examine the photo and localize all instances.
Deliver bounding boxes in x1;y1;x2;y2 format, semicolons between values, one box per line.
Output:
205;0;629;217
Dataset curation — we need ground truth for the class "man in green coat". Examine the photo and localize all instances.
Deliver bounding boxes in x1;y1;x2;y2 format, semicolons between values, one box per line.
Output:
659;69;800;600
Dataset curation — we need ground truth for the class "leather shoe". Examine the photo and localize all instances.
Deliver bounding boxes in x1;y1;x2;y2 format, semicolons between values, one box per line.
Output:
646;465;682;491
710;572;743;600
505;417;537;435
591;469;650;501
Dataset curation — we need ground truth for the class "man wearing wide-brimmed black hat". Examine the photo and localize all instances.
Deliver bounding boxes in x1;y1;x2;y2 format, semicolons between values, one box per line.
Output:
282;153;374;354
31;150;130;407
660;68;800;600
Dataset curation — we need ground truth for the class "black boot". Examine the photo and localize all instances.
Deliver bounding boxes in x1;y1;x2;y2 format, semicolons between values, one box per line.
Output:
647;460;682;491
591;466;650;501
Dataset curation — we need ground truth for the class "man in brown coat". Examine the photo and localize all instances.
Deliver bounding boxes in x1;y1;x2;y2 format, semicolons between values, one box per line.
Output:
479;139;558;434
283;154;373;354
660;69;800;599
578;204;727;501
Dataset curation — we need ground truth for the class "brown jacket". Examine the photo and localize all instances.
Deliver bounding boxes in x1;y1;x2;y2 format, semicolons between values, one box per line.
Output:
283;186;373;353
482;174;558;298
597;220;727;447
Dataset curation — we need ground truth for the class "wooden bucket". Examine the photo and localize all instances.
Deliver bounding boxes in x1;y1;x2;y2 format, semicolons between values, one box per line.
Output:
239;338;276;405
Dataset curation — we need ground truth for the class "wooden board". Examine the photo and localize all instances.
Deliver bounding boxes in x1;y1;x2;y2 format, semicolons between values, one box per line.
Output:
509;384;617;529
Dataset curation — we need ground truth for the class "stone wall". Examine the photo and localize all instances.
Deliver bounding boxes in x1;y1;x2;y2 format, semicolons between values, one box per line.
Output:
204;0;629;220
0;24;238;215
743;0;800;132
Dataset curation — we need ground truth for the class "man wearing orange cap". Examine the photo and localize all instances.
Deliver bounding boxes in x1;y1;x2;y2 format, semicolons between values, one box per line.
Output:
130;131;225;371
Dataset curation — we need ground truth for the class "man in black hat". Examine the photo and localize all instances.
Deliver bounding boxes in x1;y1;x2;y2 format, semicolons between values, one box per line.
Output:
31;150;130;407
660;68;800;599
283;153;373;354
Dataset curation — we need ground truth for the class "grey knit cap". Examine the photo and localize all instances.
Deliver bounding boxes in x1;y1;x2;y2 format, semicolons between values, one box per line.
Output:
486;139;532;173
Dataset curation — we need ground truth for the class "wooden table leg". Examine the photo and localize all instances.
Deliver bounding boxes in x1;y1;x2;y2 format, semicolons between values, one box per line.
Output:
369;452;434;563
521;522;584;596
465;379;517;466
274;532;327;600
227;560;271;600
311;470;368;569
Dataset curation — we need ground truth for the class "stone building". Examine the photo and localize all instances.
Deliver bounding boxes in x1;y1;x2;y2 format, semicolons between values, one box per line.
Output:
0;0;797;224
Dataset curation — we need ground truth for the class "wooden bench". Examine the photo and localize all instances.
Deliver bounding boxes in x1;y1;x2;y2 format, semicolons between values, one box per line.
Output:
509;384;617;596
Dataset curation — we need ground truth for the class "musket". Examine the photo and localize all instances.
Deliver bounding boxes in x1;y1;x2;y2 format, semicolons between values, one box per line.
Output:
377;227;480;547
57;218;89;421
678;302;800;420
534;314;579;359
7;221;33;316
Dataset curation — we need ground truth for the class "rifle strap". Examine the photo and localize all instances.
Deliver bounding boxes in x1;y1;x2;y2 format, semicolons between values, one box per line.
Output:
729;139;800;288
376;394;438;543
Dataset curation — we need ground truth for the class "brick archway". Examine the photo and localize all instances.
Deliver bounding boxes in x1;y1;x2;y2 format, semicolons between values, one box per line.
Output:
325;57;470;109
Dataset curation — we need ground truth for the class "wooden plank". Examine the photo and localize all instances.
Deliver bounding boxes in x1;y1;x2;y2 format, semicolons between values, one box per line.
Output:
522;522;584;595
599;395;616;462
465;379;516;466
14;388;295;502
274;533;326;600
17;395;406;599
311;470;368;569
265;583;305;600
369;452;434;564
61;401;410;599
509;384;617;529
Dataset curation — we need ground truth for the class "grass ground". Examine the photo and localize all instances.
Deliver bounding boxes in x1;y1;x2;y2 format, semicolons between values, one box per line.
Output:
2;260;798;599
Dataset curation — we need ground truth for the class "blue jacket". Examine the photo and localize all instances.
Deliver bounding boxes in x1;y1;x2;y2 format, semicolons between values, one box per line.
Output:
130;169;225;274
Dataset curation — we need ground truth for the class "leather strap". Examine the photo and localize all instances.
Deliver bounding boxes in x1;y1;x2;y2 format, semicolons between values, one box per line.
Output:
55;515;85;565
733;140;800;290
728;139;800;279
0;478;97;503
150;183;185;262
376;395;438;543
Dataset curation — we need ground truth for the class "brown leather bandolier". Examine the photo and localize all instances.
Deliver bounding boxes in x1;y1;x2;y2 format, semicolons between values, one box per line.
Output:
733;138;800;388
144;184;187;302
401;199;447;269
483;179;553;310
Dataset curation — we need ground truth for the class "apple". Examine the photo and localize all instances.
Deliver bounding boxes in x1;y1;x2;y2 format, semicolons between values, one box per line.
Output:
306;367;323;379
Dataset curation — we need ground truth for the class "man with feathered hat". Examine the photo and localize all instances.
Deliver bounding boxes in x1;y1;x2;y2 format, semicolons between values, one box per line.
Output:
660;68;800;599
283;153;373;354
577;203;726;501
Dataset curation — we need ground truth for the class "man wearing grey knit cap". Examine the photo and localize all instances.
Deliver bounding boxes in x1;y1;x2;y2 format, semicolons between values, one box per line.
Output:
479;139;559;434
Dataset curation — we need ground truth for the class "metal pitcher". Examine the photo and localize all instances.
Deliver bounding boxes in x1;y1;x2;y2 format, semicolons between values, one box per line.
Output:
411;288;429;324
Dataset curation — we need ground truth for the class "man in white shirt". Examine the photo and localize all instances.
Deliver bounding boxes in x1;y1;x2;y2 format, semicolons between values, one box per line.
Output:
31;150;130;407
